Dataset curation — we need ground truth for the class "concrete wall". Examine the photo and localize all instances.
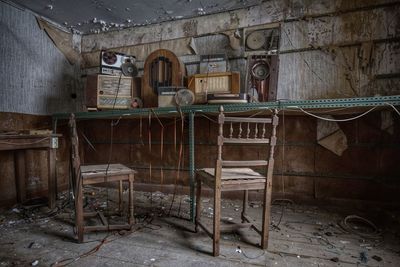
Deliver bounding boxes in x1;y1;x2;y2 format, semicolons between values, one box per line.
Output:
0;1;83;115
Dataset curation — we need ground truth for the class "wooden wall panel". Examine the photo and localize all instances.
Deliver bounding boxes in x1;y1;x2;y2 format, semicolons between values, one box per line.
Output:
78;112;400;204
0;112;70;206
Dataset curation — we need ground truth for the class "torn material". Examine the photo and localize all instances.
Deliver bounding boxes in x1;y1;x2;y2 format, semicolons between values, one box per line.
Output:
37;18;81;65
317;118;348;156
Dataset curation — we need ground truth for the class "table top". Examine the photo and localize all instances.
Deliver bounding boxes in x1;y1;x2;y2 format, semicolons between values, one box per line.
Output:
0;134;61;140
0;134;61;150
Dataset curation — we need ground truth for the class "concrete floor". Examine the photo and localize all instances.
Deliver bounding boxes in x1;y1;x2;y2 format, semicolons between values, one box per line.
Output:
0;188;399;267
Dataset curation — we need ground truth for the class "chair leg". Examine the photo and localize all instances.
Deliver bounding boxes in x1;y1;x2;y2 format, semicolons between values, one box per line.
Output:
119;180;123;214
261;178;273;249
241;190;248;223
128;174;135;225
195;176;202;233
75;181;84;243
213;186;221;256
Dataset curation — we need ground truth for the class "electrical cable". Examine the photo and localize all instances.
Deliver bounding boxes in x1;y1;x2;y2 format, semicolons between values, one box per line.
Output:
386;102;400;116
168;108;185;216
294;106;377;122
339;215;382;240
103;73;123;232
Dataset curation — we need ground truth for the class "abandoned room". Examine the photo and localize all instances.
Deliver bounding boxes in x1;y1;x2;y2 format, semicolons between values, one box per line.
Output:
1;0;400;266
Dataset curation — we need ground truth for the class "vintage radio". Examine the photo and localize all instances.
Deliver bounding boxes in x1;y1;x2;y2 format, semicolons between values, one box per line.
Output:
187;72;240;103
100;51;136;76
85;74;134;110
199;54;227;73
207;93;247;104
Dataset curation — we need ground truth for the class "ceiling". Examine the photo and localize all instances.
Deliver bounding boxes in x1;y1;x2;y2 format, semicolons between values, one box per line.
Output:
8;0;265;34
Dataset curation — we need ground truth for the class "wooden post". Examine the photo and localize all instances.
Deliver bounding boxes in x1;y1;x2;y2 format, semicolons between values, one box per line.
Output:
213;160;222;257
261;111;279;249
119;180;123;213
14;150;26;204
242;190;248;223
129;173;135;225
195;175;202;233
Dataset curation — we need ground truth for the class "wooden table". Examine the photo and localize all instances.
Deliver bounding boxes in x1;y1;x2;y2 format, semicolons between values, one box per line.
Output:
0;134;60;209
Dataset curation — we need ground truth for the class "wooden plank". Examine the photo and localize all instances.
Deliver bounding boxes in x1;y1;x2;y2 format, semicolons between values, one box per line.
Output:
223;117;272;124
98;212;108;226
197;220;213;238
223;138;269;144
0;137;52;151
221;182;265;191
219;222;253;232
80;163;135;175
82;175;134;185
242;214;262;235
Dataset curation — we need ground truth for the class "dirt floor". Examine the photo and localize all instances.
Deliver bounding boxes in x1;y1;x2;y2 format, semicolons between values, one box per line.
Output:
0;188;399;267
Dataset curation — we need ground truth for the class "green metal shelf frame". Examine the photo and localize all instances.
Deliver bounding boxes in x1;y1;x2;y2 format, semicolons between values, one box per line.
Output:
53;95;400;120
52;95;400;222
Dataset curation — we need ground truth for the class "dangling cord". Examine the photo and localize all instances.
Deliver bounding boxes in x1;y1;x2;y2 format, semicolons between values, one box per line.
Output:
151;109;165;208
148;110;153;208
168;108;184;216
139;115;144;146
174;117;177;153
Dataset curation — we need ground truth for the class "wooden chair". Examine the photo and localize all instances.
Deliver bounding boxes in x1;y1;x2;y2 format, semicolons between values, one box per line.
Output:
195;106;279;256
69;114;136;243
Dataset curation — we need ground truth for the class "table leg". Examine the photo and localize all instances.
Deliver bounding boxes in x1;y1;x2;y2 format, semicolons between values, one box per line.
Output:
48;148;56;209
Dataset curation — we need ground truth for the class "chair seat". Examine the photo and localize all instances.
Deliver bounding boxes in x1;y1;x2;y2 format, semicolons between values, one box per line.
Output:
80;164;136;185
198;168;265;180
197;168;266;191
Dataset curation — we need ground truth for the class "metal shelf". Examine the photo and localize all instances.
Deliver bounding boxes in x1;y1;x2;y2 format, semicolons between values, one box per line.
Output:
52;95;400;120
52;95;400;222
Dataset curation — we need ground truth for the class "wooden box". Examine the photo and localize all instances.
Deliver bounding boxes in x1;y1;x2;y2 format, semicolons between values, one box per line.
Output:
187;72;240;103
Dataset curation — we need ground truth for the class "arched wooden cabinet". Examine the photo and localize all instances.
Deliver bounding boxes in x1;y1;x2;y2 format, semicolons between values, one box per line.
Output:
142;49;185;107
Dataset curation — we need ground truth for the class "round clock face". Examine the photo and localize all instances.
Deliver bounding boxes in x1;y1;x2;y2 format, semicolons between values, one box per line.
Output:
246;31;265;50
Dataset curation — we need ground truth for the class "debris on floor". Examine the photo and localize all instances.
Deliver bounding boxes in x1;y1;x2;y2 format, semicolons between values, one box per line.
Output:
0;190;399;266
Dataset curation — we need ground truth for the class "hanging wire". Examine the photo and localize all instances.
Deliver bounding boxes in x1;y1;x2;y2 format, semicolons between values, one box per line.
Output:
294;106;377;122
385;102;400;116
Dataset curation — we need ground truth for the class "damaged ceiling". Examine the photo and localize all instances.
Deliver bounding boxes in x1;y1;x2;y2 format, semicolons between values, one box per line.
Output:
6;0;265;34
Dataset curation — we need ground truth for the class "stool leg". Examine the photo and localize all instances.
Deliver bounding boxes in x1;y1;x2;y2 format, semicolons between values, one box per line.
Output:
261;177;273;249
119;180;123;214
195;175;202;233
128;174;135;225
213;185;221;256
241;190;248;223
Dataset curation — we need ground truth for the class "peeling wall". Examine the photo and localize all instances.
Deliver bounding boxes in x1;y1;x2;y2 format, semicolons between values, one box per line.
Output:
0;1;84;115
80;0;400;100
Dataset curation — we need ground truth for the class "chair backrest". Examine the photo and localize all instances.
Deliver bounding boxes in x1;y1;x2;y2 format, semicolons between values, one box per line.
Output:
216;106;279;170
69;113;81;186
